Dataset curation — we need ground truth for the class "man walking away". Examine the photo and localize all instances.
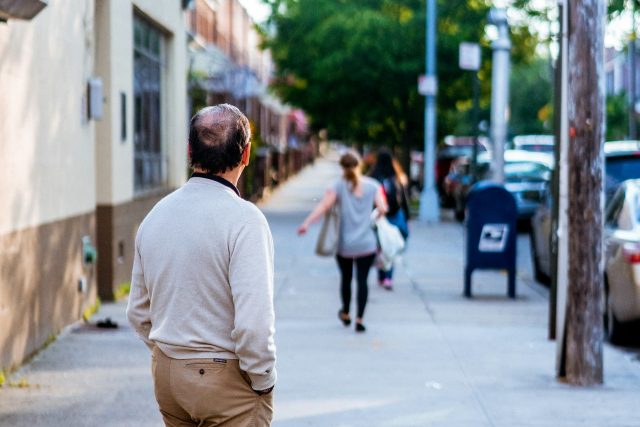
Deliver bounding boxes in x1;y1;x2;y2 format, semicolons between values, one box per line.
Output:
127;104;276;427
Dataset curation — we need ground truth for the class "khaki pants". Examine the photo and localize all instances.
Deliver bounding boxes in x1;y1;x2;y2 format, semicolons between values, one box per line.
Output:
151;346;273;427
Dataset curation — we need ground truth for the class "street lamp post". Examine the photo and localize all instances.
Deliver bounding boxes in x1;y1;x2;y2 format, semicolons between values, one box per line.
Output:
488;8;511;184
459;42;482;182
419;0;440;222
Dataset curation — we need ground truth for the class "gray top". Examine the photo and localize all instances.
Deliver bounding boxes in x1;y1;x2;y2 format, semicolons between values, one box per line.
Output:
332;176;380;257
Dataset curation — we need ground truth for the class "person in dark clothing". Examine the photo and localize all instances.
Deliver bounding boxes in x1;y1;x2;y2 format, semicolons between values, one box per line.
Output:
369;148;410;290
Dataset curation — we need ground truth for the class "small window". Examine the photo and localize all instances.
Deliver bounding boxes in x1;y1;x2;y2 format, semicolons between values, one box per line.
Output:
605;188;625;228
133;15;165;192
120;92;127;142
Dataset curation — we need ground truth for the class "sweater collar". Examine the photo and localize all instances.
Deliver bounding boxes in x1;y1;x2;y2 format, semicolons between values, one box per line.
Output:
191;173;240;197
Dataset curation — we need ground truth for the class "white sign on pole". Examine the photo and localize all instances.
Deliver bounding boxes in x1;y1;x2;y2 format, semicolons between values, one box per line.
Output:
418;75;437;96
459;42;481;71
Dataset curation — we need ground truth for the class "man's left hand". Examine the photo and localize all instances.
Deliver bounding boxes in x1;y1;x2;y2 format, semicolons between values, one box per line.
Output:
255;386;274;395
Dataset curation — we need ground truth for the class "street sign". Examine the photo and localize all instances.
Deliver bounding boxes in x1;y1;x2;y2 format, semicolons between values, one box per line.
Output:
418;75;437;96
459;42;481;71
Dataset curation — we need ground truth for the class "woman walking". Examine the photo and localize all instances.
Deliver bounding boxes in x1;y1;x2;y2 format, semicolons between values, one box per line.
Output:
369;148;410;290
298;150;387;332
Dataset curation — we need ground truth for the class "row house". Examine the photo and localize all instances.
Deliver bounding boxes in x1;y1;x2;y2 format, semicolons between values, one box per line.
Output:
185;0;313;197
187;0;289;147
0;0;311;374
605;47;630;97
0;0;188;373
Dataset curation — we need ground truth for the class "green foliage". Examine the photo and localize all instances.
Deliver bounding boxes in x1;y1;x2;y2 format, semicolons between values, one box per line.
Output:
608;0;632;18
509;58;553;135
241;121;265;199
83;298;102;322
262;0;539;150
115;283;131;301
606;93;629;140
189;70;209;114
0;370;32;389
8;377;30;388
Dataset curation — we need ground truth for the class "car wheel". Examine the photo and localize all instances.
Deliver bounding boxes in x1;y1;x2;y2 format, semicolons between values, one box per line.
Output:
604;277;624;344
530;232;550;285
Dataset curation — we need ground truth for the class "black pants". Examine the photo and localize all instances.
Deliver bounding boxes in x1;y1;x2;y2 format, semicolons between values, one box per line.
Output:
336;253;376;319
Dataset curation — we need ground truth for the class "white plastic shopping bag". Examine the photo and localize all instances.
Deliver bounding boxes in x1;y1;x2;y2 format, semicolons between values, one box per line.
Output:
370;209;405;271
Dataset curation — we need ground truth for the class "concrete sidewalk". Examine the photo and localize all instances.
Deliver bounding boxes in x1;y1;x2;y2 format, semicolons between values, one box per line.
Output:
1;153;639;427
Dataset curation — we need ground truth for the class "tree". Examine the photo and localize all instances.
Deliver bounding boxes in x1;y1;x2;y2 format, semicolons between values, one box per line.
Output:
509;58;553;136
260;0;539;156
606;93;628;140
262;0;427;154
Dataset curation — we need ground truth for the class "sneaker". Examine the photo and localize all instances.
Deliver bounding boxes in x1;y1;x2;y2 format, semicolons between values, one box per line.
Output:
382;278;393;290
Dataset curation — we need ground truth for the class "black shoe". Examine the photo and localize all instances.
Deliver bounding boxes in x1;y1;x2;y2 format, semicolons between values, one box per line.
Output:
355;322;366;333
96;317;118;329
338;310;351;326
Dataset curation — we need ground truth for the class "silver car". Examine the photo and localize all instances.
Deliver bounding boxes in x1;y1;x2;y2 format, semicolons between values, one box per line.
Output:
450;150;553;222
530;141;640;286
604;180;640;342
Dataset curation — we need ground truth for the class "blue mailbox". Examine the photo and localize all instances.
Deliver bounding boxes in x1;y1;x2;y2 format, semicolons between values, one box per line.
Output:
464;181;518;298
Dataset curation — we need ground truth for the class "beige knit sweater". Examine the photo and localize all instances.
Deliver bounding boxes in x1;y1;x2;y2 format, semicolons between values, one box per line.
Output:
126;177;276;390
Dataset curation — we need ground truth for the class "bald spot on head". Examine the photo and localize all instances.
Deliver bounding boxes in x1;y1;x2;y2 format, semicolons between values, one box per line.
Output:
188;104;251;174
192;104;250;149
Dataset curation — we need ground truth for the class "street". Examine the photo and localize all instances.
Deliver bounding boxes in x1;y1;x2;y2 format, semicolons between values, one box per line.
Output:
1;154;639;427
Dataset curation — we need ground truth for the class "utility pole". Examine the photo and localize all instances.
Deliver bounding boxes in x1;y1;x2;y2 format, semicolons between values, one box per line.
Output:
488;9;510;184
630;0;637;140
419;0;440;222
549;0;566;342
560;0;605;385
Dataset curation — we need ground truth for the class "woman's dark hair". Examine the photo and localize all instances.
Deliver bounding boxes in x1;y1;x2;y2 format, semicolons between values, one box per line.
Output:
340;150;361;191
370;148;396;181
188;104;251;174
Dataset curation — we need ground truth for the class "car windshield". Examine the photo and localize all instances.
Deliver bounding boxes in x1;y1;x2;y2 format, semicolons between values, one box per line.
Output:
438;145;486;159
504;161;550;182
516;144;554;153
606;156;640;185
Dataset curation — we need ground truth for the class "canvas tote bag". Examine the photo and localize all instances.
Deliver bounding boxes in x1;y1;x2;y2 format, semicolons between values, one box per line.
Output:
315;204;340;256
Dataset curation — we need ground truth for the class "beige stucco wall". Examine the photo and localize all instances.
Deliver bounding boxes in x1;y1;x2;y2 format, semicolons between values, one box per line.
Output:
95;0;188;206
0;1;97;236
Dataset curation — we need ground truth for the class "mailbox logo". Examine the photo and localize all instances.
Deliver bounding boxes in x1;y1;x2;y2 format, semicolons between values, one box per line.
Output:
478;224;509;252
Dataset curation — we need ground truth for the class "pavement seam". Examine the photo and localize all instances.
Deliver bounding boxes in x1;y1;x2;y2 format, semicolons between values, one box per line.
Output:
401;258;498;427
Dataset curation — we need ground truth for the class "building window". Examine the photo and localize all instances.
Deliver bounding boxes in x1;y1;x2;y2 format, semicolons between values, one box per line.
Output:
134;16;165;192
606;71;615;96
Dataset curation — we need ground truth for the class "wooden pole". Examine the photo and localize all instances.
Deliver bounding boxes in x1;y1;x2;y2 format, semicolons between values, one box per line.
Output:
562;0;605;385
549;24;561;341
629;0;637;139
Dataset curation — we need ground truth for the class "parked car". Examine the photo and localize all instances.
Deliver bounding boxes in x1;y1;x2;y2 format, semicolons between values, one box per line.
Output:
604;140;640;200
604;179;640;342
447;150;553;222
530;140;640;286
529;189;553;285
436;136;488;207
512;135;554;153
